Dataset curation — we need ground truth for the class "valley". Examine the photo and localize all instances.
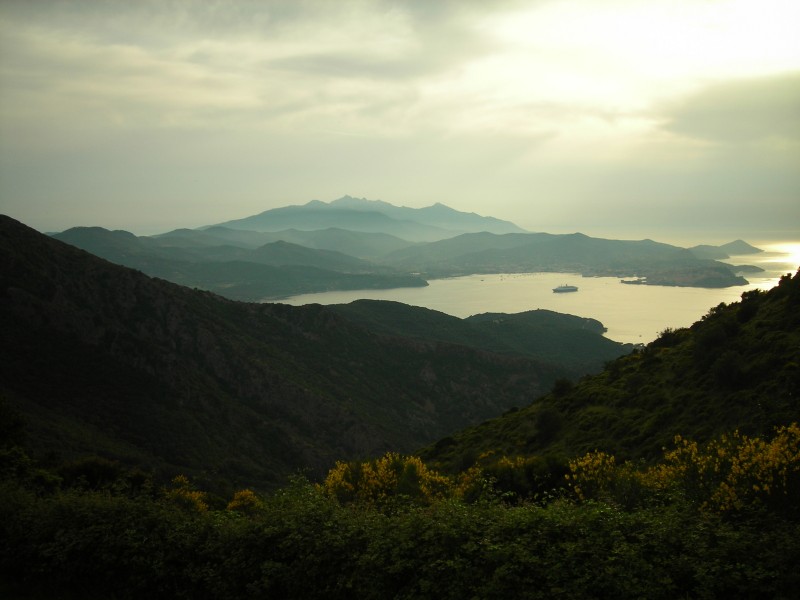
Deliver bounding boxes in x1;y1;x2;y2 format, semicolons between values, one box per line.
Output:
1;214;632;488
1;202;797;599
3;2;798;594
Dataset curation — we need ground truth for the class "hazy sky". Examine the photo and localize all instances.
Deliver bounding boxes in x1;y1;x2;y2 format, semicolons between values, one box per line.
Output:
1;0;798;242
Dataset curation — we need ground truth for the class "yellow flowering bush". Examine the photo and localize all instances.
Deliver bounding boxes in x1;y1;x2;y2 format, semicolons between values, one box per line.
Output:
658;423;800;511
320;460;357;504
319;452;452;506
226;488;263;515
565;451;617;501
566;424;800;513
453;463;492;503
163;474;209;513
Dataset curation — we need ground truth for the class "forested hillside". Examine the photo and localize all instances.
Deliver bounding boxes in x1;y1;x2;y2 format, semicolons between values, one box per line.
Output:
421;270;800;472
1;215;586;490
329;300;632;372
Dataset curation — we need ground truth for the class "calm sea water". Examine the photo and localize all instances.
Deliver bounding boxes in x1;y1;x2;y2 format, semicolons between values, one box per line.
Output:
277;241;800;344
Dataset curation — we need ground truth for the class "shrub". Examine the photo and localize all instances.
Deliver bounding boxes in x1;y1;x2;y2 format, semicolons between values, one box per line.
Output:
319;452;452;506
163;474;208;513
565;424;800;515
226;488;263;515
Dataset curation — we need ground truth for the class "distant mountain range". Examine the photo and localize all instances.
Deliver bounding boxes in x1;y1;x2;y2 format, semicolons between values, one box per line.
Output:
380;231;753;287
1;215;632;489
210;195;527;242
48;196;757;300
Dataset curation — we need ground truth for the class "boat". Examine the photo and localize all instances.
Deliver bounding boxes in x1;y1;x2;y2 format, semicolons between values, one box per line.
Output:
553;284;578;293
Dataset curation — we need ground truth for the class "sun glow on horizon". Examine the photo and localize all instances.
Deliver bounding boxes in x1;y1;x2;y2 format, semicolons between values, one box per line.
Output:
760;242;800;270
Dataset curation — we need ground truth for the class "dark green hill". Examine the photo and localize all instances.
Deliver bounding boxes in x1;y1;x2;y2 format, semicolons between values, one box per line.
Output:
52;226;426;301
329;300;632;373
153;260;427;301
53;225;161;261
262;227;417;259
154;226;417;259
154;226;274;249
246;240;377;272
383;231;535;265
151;227;246;248
1;215;568;489
464;310;629;370
421;270;800;471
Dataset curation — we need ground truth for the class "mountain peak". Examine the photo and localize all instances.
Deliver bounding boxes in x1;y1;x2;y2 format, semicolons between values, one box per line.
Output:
209;197;526;241
330;195;386;209
720;239;762;255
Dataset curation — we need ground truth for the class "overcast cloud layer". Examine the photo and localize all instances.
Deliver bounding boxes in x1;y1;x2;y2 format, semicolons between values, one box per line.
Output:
1;0;798;241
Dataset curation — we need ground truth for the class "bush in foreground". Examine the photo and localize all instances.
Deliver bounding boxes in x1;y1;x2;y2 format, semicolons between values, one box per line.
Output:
2;425;799;599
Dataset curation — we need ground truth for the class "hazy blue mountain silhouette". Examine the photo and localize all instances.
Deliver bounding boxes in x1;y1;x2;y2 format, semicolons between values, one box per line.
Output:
52;226;426;300
210;196;526;241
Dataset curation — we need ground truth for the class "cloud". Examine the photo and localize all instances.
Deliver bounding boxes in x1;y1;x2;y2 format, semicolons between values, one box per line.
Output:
661;72;800;142
1;0;798;238
0;0;507;137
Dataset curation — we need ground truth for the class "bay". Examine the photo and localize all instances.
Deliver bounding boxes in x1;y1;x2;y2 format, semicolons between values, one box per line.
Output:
278;241;799;344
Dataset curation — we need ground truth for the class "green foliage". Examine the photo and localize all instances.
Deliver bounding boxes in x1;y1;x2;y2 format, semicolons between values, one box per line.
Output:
319;452;452;507
331;301;634;375
164;474;210;513
550;378;573;398
0;396;27;448
651;326;688;349
711;349;746;387
3;447;800;599
58;456;128;490
565;424;800;517
226;488;263;515
423;270;800;472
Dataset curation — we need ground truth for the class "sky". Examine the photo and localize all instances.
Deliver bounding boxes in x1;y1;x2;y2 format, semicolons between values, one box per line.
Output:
1;0;798;243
